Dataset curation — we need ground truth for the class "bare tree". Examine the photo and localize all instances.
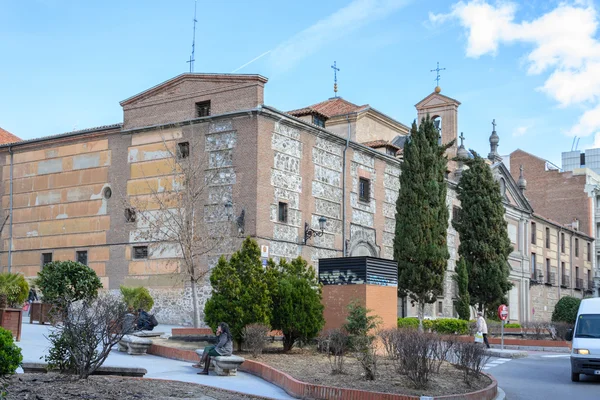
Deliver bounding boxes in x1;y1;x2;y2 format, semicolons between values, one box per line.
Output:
45;295;132;379
125;129;235;327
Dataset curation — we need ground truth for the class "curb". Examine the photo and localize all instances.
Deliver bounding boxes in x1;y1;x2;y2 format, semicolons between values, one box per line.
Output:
495;388;506;400
148;343;498;400
485;349;528;359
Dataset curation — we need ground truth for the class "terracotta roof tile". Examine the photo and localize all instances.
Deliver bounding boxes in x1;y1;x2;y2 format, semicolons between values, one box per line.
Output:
0;127;21;144
288;97;369;118
361;140;398;149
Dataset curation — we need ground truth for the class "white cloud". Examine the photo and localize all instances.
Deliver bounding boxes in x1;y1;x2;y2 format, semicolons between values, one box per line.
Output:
430;1;600;137
267;0;410;71
512;125;530;137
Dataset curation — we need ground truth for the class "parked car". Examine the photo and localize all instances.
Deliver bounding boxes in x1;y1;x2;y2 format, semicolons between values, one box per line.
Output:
567;297;600;382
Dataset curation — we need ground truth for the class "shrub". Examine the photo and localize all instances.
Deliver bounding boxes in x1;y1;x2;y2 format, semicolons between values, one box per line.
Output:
0;326;23;398
454;341;490;385
344;300;381;349
552;296;581;324
397;317;419;329
504;323;521;329
242;323;270;358
523;321;549;340
423;319;434;331
44;295;131;379
317;329;349;374
0;273;28;308
37;261;102;305
396;330;438;389
120;286;154;312
378;328;401;359
548;322;573;341
266;258;324;352
432;318;469;335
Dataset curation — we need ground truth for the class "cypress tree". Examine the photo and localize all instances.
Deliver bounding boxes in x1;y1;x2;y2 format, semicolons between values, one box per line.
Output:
394;116;452;331
453;152;512;314
453;257;471;321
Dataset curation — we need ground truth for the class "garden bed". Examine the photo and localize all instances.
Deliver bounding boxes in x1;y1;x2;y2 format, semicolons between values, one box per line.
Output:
150;338;492;398
3;374;271;400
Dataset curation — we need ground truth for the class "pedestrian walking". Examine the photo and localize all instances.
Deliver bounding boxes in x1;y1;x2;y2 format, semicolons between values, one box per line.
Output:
477;311;490;349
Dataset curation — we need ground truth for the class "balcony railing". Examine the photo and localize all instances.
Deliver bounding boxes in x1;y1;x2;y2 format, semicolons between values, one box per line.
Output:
587;280;594;292
561;274;570;288
575;278;584;290
546;272;556;286
531;270;543;283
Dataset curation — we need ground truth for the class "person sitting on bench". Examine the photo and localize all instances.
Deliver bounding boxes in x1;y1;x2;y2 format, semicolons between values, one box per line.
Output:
196;322;233;375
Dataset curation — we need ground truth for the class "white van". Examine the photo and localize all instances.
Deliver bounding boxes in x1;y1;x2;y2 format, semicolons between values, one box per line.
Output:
569;297;600;382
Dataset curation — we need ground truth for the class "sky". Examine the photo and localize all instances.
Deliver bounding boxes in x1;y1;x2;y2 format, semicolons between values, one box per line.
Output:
2;0;600;167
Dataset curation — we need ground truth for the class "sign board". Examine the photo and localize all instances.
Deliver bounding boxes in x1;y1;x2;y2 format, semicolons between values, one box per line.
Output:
260;245;269;258
498;304;509;321
261;258;267;266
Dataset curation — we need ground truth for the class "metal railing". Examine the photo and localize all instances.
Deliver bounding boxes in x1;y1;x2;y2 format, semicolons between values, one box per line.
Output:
562;274;570;288
546;272;556;286
575;278;584;290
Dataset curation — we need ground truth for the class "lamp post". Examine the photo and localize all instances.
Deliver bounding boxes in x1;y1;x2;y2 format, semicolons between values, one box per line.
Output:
304;216;327;244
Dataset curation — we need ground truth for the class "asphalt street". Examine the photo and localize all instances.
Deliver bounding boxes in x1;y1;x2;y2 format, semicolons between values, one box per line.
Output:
488;352;600;400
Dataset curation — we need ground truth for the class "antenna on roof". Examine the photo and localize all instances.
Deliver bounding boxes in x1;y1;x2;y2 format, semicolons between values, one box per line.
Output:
575;137;580;151
186;0;198;73
571;136;577;151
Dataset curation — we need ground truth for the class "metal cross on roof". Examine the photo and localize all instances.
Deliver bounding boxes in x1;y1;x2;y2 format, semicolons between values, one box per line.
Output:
492;119;497;131
331;61;340;97
459;132;465;147
430;62;446;87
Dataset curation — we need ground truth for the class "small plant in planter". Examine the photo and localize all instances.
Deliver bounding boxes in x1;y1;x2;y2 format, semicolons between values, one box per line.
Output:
120;286;154;312
0;326;23;396
0;273;29;309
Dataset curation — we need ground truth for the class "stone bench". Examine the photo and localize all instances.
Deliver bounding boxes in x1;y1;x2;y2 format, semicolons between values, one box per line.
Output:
118;335;153;355
211;355;245;376
22;362;147;377
133;331;164;338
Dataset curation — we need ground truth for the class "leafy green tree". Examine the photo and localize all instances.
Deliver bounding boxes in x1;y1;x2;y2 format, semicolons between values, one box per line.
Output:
453;257;471;321
36;261;102;305
120;286;154;312
204;238;271;349
266;257;324;352
0;273;29;308
343;300;381;340
453;152;513;313
394;116;452;331
552;296;581;324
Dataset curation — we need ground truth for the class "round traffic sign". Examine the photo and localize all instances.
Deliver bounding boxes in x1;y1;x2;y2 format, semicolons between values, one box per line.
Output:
498;304;509;321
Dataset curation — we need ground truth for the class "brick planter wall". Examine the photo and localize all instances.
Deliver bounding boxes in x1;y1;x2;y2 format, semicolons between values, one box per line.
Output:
171;328;214;336
148;343;498;400
0;308;22;341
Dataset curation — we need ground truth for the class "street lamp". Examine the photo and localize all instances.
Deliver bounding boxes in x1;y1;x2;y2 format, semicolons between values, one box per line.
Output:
305;216;327;244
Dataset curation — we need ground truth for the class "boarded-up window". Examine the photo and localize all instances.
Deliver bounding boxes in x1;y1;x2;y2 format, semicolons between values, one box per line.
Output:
133;246;148;260
76;251;88;266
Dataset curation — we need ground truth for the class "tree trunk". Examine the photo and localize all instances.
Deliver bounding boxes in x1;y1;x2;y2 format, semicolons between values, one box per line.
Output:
283;334;295;352
190;278;200;328
417;301;425;333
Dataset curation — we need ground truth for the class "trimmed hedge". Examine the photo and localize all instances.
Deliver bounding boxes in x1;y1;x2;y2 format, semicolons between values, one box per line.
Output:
552;296;581;324
504;323;521;329
397;317;468;334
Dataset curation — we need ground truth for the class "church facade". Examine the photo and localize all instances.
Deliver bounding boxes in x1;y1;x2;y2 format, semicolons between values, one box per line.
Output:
0;73;589;325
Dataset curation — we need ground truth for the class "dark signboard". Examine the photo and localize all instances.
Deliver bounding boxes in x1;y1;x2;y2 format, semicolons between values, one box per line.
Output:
318;256;398;287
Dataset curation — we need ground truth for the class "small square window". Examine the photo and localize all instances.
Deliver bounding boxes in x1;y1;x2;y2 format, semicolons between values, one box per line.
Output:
438;301;443;315
313;115;325;128
278;202;288;223
195;100;211;117
42;253;52;267
76;250;88;266
125;208;136;223
177;142;189;159
359;177;370;202
575;238;579;257
133;246;148;260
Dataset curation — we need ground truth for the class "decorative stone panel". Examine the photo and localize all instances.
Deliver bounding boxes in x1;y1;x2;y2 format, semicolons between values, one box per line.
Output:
208;186;233;205
272;133;302;158
203;204;229;223
270;205;302;227
382;247;394;260
209;120;233;133
350;163;375;176
270;241;300;259
352;152;375;168
383;232;395;247
350;193;376;213
315;137;343;156
205;132;237;151
312;148;342;171
314;232;335;249
311;248;339;263
273;188;300;209
350;224;376;244
205;168;236;186
385;188;398;204
209;150;233;168
383;203;395;219
384;173;400;191
273;224;299;242
274;152;300;174
385;164;400;177
314;165;341;187
315;198;341;219
274;122;300;140
271;169;302;192
312;181;342;202
384;218;396;233
352;209;374;227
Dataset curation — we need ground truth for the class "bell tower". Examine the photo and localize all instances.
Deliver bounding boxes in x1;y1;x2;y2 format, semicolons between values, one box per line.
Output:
415;87;461;176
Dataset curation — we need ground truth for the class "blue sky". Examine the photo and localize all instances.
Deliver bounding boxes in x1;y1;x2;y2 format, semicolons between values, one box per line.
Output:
2;0;600;167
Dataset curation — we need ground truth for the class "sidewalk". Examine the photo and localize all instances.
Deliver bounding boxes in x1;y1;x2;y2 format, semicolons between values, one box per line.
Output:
16;322;295;400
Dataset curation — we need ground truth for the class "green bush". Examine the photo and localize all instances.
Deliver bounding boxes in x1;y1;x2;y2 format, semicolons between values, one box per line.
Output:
0;273;28;308
423;319;434;331
0;327;22;377
432;318;469;335
397;317;419;329
36;261;102;304
552;296;581;324
504;323;521;329
120;286;154;312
